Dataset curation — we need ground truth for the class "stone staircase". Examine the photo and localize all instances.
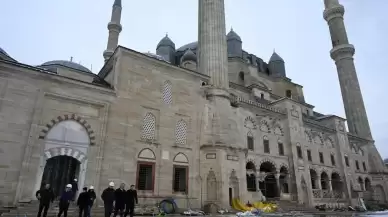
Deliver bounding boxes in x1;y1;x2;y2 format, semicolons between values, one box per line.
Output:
276;200;316;212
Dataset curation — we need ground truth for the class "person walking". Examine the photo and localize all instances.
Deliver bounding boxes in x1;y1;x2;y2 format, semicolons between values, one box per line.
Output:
113;183;126;217
72;179;79;201
101;182;115;217
87;186;96;217
124;185;138;217
57;184;73;217
77;187;90;217
36;183;55;217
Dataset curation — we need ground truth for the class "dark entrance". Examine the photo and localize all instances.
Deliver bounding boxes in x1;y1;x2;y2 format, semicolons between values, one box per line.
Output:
229;188;233;206
41;156;80;198
259;162;278;199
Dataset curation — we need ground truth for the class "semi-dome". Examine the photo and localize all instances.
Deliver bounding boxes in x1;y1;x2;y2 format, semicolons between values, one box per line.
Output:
227;28;241;41
181;49;197;63
40;60;92;73
269;51;284;62
157;34;175;50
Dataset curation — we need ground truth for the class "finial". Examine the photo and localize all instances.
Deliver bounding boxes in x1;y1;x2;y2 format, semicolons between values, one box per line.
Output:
231;27;233;31
70;56;73;62
165;32;168;37
90;64;93;71
273;48;276;53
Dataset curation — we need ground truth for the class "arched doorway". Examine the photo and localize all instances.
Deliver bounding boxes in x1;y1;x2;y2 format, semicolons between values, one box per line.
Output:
321;172;330;198
364;178;372;200
246;161;257;192
374;185;386;203
259;161;277;198
35;120;90;199
41;156;80;198
279;166;289;194
310;169;318;189
331;173;343;198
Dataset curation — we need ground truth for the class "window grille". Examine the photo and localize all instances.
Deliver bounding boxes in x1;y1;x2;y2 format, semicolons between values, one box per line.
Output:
137;164;153;190
162;81;172;105
175;120;187;145
173;166;187;192
141;113;156;140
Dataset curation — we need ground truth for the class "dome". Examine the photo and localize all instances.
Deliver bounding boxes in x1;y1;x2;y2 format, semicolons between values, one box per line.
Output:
269;51;284;62
177;41;198;52
143;52;169;62
181;49;197;63
157;34;175;50
40;60;92;73
227;28;241;41
0;47;17;62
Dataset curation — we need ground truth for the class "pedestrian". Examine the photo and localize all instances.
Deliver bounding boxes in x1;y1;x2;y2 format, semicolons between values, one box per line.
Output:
77;187;90;217
36;183;55;217
101;182;115;217
57;184;73;217
87;186;96;217
124;185;138;217
114;183;126;217
72;179;79;201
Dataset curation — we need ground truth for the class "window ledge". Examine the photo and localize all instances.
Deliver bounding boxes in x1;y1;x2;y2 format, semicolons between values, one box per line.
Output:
136;139;160;146
172;144;192;150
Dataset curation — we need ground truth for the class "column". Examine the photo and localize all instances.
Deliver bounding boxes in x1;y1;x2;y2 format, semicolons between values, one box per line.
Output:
275;173;281;197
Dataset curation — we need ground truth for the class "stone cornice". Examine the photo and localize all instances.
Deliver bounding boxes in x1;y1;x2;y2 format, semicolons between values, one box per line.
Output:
235;95;285;114
330;44;355;61
323;5;345;22
303;117;336;133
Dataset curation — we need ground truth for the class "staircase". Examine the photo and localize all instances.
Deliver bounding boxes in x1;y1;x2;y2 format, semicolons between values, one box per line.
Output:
276;200;316;212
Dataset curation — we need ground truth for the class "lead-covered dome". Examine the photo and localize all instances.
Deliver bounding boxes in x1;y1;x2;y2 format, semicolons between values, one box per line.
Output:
40;60;92;73
0;47;17;62
227;28;241;41
269;51;284;62
181;49;197;63
157;35;175;50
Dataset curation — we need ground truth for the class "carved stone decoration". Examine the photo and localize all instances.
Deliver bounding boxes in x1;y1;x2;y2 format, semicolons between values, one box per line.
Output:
259;120;270;133
244;116;257;129
291;120;299;133
290;105;299;118
337;120;345;132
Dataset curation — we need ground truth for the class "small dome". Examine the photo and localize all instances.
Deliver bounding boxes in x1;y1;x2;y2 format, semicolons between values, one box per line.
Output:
181;49;197;63
40;60;92;73
227;28;241;41
143;52;169;62
269;51;284;62
157;34;175;50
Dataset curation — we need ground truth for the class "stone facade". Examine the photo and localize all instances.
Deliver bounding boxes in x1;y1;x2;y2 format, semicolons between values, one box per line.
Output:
0;0;387;210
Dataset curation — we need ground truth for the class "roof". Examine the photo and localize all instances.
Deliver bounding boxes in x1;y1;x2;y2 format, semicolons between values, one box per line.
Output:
269;52;284;62
177;41;198;52
227;29;241;41
40;60;92;73
156;35;175;50
0;47;17;62
181;49;197;62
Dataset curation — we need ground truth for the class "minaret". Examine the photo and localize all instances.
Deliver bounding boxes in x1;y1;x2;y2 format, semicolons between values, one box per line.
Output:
323;0;371;138
323;0;386;172
198;0;229;89
103;0;122;62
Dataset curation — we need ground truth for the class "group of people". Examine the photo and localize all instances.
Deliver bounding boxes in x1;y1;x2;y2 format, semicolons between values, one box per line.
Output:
35;180;138;217
101;182;138;217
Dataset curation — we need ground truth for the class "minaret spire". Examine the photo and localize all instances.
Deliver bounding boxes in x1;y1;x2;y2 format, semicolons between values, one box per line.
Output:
198;0;229;89
323;0;385;172
103;0;122;62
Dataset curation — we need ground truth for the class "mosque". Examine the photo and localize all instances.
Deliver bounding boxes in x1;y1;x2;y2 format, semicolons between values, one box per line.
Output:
0;0;387;209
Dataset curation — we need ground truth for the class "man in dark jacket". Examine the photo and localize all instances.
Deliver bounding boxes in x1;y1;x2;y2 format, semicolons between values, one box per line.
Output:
114;183;126;217
77;187;90;217
36;184;55;217
57;184;74;217
101;182;115;217
124;185;138;217
72;179;79;201
87;186;96;217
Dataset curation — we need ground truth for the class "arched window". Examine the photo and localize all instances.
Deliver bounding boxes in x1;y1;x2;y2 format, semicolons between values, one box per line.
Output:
239;71;245;81
141;113;156;140
175;120;187;145
247;131;254;150
46;120;90;146
286;90;292;98
263;136;270;153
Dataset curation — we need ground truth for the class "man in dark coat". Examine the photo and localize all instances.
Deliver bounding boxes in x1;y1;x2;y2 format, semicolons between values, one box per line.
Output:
72;179;79;201
124;185;138;217
101;182;115;217
57;184;74;217
114;183;126;217
77;187;90;217
36;183;55;217
87;186;96;217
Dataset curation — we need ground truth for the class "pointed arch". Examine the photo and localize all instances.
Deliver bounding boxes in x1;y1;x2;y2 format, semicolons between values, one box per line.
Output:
138;148;156;160
39;114;96;145
325;137;335;148
305;130;312;143
259;120;270;133
273;123;284;136
173;152;189;164
207;169;217;201
259;158;277;172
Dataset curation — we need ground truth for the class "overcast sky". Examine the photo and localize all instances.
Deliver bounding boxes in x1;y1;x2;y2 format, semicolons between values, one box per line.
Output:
1;0;387;158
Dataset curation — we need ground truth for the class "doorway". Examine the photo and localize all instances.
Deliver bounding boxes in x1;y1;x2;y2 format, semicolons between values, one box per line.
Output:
41;156;80;198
